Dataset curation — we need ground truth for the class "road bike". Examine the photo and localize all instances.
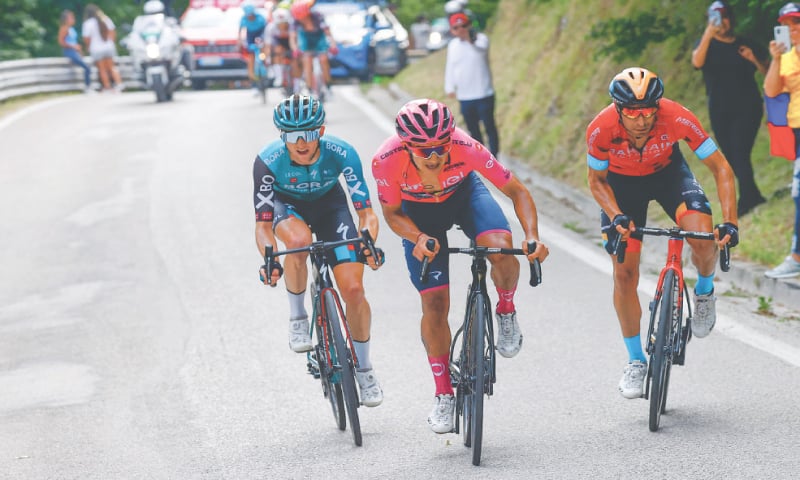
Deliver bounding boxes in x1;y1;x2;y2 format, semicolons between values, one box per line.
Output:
248;40;271;105
263;229;382;446
614;226;730;432
420;239;542;465
298;52;329;102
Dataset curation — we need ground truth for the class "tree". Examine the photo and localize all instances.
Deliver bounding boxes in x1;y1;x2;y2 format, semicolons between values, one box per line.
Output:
0;0;45;60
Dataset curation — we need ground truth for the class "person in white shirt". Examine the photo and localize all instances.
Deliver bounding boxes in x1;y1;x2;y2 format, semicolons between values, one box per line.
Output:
444;12;499;156
82;3;124;92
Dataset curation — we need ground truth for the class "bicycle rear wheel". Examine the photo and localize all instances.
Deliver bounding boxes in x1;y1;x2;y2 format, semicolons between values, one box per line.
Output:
649;270;677;432
324;289;362;446
311;284;345;431
462;294;487;465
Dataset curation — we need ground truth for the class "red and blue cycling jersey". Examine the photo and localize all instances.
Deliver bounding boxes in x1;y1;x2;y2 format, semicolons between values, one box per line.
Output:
586;98;719;176
371;127;512;206
253;135;371;222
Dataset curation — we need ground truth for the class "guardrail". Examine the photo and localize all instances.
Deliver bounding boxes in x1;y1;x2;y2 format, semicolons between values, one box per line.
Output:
0;56;144;102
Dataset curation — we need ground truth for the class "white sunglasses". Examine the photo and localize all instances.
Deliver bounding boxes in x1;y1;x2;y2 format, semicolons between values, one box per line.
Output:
281;128;321;143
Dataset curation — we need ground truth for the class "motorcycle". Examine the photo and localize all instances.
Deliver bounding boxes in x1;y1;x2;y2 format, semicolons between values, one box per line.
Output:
123;14;190;102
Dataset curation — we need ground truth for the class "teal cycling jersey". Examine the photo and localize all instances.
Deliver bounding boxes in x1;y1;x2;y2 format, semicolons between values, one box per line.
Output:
253;134;372;222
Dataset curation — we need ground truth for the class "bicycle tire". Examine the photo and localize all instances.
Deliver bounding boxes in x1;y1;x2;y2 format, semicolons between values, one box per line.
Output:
465;294;487;465
649;270;676;432
324;289;362;446
311;284;345;431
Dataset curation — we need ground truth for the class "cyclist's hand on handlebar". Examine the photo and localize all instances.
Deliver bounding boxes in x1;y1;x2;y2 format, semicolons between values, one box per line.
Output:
412;233;438;262
714;222;739;248
360;247;385;270
292;49;301;59
259;261;283;287
612;213;634;238
523;240;549;263
328;45;339;56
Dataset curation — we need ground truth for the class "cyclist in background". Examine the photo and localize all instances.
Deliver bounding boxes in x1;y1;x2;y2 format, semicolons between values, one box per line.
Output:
289;0;338;97
586;67;738;400
254;94;384;407
265;6;300;94
239;2;268;93
371;99;549;433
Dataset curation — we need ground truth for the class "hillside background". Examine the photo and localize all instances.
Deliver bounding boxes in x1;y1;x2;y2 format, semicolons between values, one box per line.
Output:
392;0;796;268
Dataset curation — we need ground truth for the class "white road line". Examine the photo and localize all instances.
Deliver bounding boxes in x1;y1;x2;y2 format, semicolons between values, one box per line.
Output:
0;96;79;133
343;89;800;368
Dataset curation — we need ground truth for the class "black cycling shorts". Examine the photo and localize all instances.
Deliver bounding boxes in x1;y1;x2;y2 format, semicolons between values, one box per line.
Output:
600;156;712;254
273;183;358;266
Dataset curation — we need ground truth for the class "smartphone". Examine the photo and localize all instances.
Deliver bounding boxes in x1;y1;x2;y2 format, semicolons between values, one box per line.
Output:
775;25;791;50
709;10;722;26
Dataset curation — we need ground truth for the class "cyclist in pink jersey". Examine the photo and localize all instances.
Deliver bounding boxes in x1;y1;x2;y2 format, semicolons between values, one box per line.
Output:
371;98;549;434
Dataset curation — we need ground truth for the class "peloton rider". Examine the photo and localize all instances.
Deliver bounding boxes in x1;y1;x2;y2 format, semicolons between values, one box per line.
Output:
371;99;549;433
585;67;738;400
254;94;384;407
265;6;301;94
239;2;267;92
289;0;338;97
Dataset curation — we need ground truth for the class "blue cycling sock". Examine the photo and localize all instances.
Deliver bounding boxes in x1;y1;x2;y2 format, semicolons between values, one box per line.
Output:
695;273;714;296
624;334;647;363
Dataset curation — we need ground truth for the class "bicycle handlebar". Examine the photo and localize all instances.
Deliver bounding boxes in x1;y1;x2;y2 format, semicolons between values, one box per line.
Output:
419;240;543;287
611;226;731;272
262;228;382;286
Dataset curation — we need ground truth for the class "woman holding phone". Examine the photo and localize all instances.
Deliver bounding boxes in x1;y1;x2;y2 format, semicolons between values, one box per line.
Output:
762;2;800;279
692;0;769;217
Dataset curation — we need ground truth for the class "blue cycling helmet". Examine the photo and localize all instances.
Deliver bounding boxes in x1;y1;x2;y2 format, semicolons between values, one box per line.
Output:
273;94;326;131
243;4;255;16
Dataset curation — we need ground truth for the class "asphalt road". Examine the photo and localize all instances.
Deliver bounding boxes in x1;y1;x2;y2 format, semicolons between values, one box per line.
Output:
1;86;799;479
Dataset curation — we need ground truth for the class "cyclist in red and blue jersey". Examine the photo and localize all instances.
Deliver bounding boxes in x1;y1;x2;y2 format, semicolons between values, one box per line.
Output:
586;67;739;400
371;98;549;434
239;3;268;89
254;94;384;407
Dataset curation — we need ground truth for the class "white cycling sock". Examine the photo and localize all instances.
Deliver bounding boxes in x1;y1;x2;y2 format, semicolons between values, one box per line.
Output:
287;290;307;320
352;339;372;371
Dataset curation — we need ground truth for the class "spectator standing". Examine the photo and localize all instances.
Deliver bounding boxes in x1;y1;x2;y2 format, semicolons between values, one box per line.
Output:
444;12;499;156
763;2;800;278
58;10;92;93
82;4;124;92
692;1;769;217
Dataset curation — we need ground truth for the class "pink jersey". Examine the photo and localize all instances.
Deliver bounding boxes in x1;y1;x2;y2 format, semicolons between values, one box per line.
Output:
371;128;513;205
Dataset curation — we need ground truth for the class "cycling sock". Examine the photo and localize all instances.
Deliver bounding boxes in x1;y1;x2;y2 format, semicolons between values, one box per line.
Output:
353;339;372;371
624;334;647;364
428;354;453;396
495;286;517;314
287;289;308;320
695;273;714;296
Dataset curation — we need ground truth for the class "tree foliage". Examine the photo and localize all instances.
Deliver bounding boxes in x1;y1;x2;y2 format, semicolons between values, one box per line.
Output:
391;0;500;31
587;0;797;63
0;0;190;59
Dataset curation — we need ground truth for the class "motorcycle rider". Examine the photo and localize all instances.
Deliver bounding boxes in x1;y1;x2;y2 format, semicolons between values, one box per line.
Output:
125;0;189;101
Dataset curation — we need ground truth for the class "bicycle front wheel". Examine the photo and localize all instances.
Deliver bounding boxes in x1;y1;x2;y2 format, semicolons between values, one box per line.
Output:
324;289;362;446
311;284;345;431
649;270;677;432
463;294;487;466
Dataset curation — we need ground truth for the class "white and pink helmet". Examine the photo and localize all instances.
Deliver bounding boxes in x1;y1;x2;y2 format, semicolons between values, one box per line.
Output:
394;99;456;145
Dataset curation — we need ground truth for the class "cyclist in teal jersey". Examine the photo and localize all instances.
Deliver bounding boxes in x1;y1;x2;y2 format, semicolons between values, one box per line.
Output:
289;0;338;96
253;94;384;407
239;3;268;88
